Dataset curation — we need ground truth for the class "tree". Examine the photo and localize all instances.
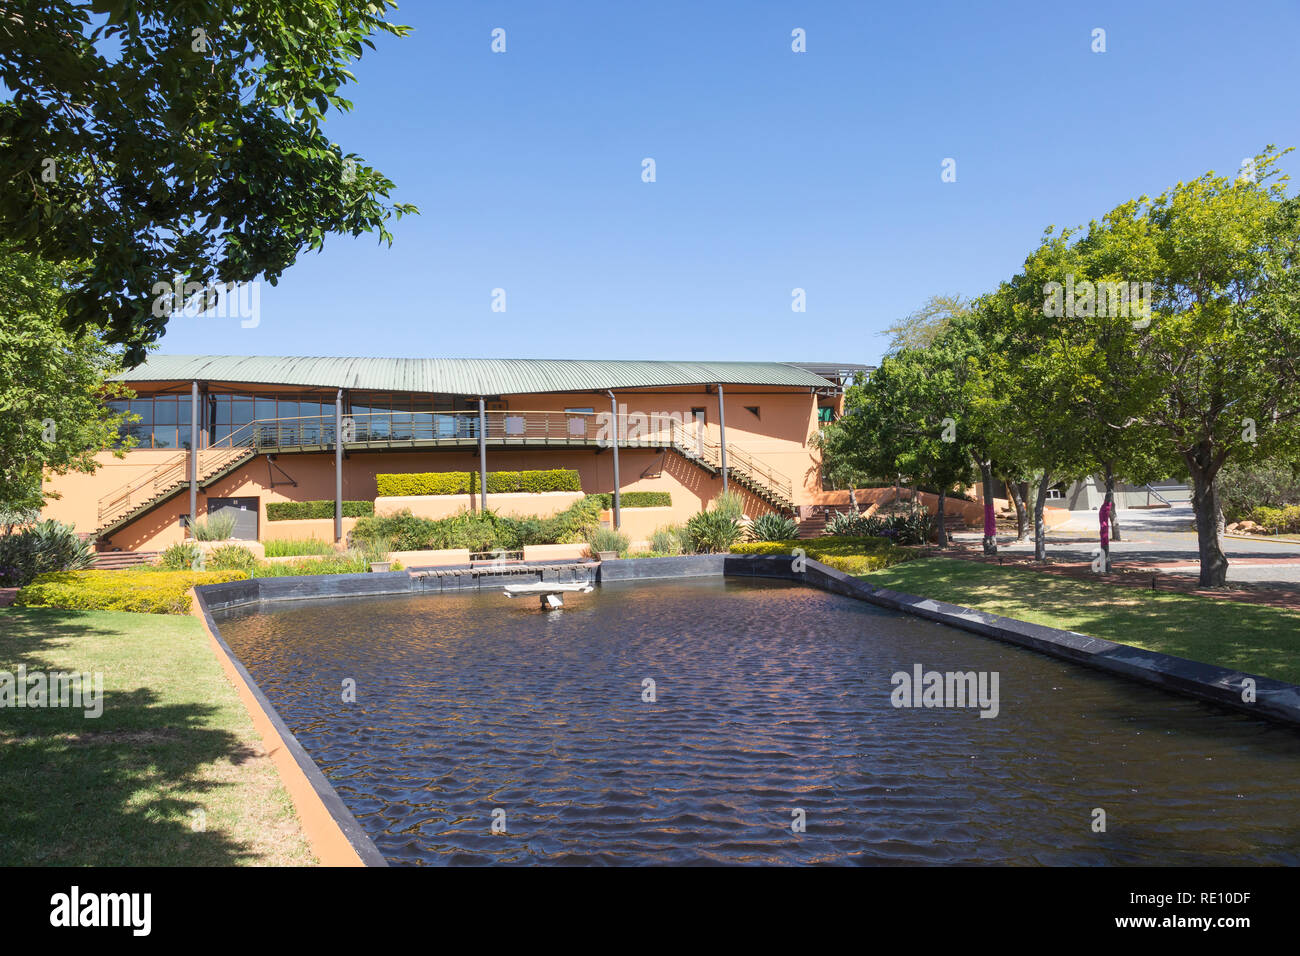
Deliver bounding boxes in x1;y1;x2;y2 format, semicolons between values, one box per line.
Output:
880;294;970;354
839;338;975;548
0;1;417;364
0;242;134;513
1107;148;1300;586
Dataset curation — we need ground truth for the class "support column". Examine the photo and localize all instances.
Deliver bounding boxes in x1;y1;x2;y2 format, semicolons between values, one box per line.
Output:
334;388;344;543
717;383;728;495
189;380;199;533
607;390;621;529
478;396;488;513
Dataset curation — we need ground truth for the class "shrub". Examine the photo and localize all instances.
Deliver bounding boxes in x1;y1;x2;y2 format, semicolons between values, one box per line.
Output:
685;509;743;553
16;569;249;614
351;495;607;552
648;525;685;555
589;492;672;509
191;513;236;541
375;469;581;497
208;545;258;573
263;538;335;557
266;500;373;521
823;510;930;545
712;490;746;522
730;537;919;574
0;519;96;587
749;513;798;542
250;552;387;577
160;540;204;570
588;527;630;557
1251;504;1300;534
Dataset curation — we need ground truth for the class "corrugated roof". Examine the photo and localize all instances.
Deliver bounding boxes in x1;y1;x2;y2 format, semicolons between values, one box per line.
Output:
116;355;838;395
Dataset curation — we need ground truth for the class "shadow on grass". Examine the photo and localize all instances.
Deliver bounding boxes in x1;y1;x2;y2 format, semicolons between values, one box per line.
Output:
0;608;272;866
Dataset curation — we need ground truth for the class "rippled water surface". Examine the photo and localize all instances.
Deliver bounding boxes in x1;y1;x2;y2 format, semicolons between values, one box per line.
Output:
215;578;1300;865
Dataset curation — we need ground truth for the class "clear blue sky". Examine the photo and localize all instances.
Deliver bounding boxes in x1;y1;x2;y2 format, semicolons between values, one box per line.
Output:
155;0;1300;367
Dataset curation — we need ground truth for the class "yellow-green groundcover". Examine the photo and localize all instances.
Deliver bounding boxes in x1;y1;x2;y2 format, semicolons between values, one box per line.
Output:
16;569;247;615
731;537;919;574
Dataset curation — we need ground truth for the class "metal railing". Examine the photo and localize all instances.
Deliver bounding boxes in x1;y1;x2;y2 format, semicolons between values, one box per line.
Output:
98;410;796;524
96;445;251;525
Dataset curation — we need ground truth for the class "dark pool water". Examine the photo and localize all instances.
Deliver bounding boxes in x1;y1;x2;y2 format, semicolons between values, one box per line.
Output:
215;578;1300;865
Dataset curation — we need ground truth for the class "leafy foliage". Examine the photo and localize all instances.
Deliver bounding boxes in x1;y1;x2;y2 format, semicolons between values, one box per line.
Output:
16;569;248;614
190;513;236;541
265;500;373;521
0;1;418;361
749;513;798;541
0;518;95;586
159;540;203;570
587;527;629;556
730;537;919;574
684;509;743;553
375;469;582;497
0;242;134;512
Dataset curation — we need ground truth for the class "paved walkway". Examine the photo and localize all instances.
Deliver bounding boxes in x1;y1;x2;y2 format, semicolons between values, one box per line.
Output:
947;504;1300;598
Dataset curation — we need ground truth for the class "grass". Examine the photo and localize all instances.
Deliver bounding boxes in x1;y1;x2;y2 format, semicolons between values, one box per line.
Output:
862;557;1300;685
262;538;335;558
0;606;316;865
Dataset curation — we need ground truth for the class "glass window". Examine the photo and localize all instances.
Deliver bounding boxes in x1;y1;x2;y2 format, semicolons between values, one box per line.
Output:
232;398;255;426
255;397;278;422
129;398;154;426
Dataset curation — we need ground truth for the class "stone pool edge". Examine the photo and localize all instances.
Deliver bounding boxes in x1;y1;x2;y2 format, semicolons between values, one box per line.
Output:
188;587;389;867
719;554;1300;728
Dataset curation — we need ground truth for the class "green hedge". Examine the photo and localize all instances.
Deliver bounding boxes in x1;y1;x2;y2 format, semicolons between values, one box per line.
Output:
730;537;919;574
590;492;671;509
376;469;582;497
266;501;374;521
16;569;250;615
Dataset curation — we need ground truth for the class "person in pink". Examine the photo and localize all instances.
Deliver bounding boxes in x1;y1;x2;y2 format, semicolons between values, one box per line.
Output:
1098;500;1112;571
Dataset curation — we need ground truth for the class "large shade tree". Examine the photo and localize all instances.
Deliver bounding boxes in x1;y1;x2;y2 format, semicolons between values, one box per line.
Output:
0;0;417;364
0;242;134;513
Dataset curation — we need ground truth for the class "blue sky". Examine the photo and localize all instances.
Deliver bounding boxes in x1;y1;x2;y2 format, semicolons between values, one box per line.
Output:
155;0;1300;366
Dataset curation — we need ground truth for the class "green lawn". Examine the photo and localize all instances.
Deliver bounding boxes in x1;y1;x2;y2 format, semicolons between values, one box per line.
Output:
862;557;1300;685
0;607;316;865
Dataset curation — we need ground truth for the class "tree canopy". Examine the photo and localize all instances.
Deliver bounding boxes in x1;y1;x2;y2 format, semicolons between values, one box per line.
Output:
0;0;417;364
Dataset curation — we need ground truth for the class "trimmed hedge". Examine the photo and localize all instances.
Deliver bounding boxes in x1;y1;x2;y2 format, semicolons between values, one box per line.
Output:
16;569;250;615
590;492;671;509
730;537;919;575
376;469;582;497
266;500;374;521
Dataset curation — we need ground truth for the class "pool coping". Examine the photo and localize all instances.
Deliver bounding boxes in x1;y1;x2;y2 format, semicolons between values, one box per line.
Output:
189;588;389;867
192;552;1300;867
721;554;1300;728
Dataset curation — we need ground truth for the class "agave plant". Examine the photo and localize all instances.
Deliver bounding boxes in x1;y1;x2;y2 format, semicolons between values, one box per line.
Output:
749;512;798;542
0;519;96;586
685;509;743;553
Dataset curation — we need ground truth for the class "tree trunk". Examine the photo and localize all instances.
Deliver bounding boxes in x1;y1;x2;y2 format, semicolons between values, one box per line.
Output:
1008;478;1029;541
848;485;859;515
1103;463;1122;543
1187;445;1229;587
935;489;947;549
894;474;901;512
1033;471;1050;561
980;461;997;555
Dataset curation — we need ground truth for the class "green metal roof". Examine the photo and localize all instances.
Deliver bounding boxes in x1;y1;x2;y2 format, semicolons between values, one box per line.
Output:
115;355;839;395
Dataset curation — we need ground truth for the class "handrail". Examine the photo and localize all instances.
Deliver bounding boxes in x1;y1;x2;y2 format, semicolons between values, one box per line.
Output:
96;445;251;525
99;409;795;524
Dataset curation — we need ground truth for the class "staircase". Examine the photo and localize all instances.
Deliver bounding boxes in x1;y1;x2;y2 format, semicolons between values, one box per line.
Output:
665;420;795;513
94;446;256;540
796;507;969;539
92;550;159;569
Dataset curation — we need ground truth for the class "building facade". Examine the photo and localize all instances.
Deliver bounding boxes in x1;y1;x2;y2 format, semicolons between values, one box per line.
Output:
42;355;866;552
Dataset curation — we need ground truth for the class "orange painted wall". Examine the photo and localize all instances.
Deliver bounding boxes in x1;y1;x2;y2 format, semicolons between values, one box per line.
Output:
45;384;827;551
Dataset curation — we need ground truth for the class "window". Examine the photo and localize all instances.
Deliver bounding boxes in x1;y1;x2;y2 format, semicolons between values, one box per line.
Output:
744;406;760;420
